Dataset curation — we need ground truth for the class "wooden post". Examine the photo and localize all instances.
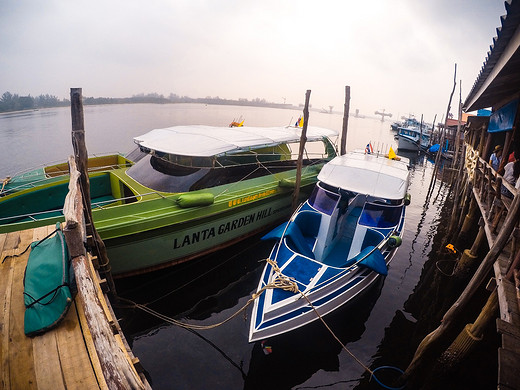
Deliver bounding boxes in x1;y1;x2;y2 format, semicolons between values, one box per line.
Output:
427;64;457;199
292;90;311;212
340;86;351;155
70;88;117;298
63;158;145;390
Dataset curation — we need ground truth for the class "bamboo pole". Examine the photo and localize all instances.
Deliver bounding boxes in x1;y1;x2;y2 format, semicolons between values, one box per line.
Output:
70;88;117;298
292;90;311;212
436;290;498;371
427;64;457;200
340;86;351;155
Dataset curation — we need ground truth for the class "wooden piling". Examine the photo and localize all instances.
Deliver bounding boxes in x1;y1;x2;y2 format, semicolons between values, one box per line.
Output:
292;90;311;212
340;86;350;155
70;88;117;299
401;192;520;385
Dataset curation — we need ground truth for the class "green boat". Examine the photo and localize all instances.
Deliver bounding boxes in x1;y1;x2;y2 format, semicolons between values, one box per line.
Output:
0;125;338;277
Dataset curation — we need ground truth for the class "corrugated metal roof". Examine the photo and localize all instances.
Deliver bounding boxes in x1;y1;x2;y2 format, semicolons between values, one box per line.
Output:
463;0;520;112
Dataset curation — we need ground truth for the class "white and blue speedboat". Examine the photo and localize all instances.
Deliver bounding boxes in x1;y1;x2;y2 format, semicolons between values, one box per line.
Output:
249;150;410;342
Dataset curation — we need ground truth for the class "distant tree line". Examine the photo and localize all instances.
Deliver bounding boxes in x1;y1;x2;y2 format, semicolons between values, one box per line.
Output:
0;92;69;112
0;91;293;113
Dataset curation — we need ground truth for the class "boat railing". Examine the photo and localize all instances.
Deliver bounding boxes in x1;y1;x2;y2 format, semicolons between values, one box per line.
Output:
470;155;518;242
0;161;133;197
0;190;170;224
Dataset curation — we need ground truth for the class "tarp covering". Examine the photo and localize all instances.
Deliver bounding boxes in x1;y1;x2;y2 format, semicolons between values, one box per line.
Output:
317;151;410;200
133;125;338;157
24;223;73;336
488;99;519;133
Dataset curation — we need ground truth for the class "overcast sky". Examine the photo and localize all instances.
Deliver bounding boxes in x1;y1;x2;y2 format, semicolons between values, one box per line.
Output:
0;0;507;120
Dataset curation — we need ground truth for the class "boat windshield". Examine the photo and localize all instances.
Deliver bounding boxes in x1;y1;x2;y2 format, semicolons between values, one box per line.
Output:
126;139;336;193
308;184;339;215
358;202;403;228
126;147;148;164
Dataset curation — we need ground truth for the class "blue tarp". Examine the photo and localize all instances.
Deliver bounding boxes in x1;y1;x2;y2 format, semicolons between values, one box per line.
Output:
429;144;440;153
488;99;519;133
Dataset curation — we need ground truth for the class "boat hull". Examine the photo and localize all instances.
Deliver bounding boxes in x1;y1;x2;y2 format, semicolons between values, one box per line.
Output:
250;265;382;342
104;194;298;277
249;242;400;342
397;134;420;151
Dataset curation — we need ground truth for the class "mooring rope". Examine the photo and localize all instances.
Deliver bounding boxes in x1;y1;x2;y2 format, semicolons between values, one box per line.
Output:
0;176;11;195
121;257;404;389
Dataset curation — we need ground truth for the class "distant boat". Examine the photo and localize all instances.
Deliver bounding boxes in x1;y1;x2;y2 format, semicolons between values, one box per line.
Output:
229;117;244;127
249;150;410;342
397;119;431;151
0;125;338;277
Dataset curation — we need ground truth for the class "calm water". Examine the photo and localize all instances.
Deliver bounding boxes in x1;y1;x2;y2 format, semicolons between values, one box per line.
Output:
0;104;448;389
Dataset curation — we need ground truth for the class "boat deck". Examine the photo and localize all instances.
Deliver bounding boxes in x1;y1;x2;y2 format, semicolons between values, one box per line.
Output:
0;225;149;389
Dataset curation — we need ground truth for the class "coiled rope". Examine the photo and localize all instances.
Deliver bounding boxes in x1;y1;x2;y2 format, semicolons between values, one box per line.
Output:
121;257;404;389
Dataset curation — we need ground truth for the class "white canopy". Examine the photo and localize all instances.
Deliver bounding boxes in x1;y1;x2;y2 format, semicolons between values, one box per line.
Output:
317;151;410;199
133;125;338;157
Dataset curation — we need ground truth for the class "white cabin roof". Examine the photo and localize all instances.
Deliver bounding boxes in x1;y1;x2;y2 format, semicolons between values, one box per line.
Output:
133;125;338;157
317;150;410;199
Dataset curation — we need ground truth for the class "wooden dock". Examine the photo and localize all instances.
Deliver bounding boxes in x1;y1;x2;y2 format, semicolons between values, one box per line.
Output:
0;225;150;389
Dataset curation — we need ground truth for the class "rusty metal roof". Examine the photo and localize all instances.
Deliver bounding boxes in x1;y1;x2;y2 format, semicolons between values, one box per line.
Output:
463;0;520;112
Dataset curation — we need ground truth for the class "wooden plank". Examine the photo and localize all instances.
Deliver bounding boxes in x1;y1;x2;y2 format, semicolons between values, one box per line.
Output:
56;301;101;389
473;187;496;247
75;294;109;390
498;348;520;389
494;259;520;326
0;232;16;390
8;229;38;389
497;318;520;338
32;331;66;390
502;333;520;353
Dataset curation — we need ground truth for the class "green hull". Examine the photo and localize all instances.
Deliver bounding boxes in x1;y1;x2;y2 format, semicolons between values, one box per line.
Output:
0;164;320;276
104;193;300;276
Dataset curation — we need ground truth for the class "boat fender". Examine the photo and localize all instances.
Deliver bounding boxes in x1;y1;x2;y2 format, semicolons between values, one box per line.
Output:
404;193;411;205
388;236;402;248
278;178;296;188
176;193;214;208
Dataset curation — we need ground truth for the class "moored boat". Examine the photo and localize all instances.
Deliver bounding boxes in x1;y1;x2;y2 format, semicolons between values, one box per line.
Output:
0;125;338;277
249;150;410;342
397;125;430;151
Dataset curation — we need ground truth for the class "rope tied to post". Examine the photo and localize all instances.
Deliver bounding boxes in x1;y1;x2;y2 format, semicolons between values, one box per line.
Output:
119;256;404;389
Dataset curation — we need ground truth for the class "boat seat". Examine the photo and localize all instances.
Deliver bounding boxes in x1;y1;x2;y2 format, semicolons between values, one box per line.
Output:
285;211;322;259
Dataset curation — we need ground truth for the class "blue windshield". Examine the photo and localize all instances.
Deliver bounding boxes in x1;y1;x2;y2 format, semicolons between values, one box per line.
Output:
308;185;339;215
359;202;403;228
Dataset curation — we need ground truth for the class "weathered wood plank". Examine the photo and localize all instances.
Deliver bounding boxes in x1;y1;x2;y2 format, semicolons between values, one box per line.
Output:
57;301;101;389
0;233;16;390
32;331;66;390
498;348;520;389
497;318;520;338
502;333;520;353
495;264;520;326
8;229;37;389
75;292;109;390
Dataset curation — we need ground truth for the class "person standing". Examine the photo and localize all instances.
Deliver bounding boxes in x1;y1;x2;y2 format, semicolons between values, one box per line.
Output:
489;144;503;171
